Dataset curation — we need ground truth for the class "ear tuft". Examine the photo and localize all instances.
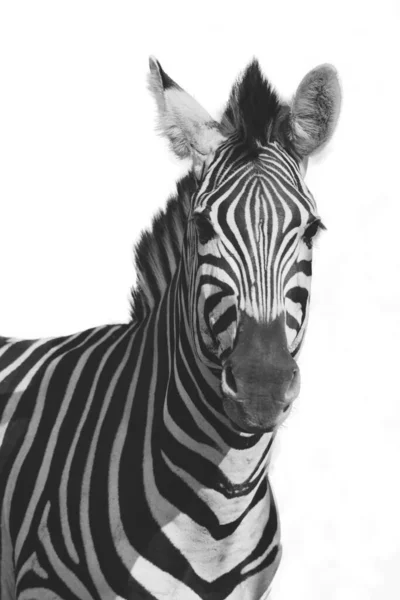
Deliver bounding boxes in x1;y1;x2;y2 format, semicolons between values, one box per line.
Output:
290;64;341;157
221;59;281;152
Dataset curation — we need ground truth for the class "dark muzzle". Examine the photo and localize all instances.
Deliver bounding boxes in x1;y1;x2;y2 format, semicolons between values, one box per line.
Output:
221;313;300;433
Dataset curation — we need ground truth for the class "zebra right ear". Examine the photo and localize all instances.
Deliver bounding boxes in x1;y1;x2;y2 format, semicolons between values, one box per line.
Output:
148;57;226;177
288;64;342;157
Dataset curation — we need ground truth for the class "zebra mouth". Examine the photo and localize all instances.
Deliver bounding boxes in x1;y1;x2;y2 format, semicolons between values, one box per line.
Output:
222;395;288;434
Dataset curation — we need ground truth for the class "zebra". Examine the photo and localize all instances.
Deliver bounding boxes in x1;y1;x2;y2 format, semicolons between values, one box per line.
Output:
0;57;341;599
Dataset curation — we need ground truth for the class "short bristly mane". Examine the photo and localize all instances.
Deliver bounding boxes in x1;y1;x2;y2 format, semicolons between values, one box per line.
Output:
130;173;198;321
130;60;287;321
221;59;285;156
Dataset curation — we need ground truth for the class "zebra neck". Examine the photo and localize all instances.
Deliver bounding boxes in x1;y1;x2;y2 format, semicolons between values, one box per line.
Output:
139;280;279;582
159;265;276;514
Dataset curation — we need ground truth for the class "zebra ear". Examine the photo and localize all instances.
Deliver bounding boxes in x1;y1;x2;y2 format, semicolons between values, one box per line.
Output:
148;57;226;176
289;64;341;157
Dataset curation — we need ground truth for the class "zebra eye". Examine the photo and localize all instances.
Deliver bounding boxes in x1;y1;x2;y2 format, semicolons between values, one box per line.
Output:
193;211;216;244
302;219;325;249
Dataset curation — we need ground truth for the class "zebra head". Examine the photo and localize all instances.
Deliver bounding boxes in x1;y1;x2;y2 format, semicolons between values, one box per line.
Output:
149;57;341;433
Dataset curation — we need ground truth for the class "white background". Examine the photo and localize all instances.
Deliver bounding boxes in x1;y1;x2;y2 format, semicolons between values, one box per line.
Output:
0;1;399;599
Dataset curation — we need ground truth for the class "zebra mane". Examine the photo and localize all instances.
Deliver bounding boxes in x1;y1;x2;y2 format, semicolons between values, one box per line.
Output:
221;59;285;156
130;172;198;320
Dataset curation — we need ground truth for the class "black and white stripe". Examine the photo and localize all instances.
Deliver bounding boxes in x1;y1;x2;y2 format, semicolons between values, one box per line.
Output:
189;139;319;366
0;140;315;599
0;57;340;599
0;281;281;598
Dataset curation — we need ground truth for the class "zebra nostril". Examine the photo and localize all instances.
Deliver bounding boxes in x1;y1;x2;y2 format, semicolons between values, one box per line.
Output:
224;365;237;394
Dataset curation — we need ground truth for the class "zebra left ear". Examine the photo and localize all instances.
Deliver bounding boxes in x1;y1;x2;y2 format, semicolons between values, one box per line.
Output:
289;64;342;157
148;57;226;177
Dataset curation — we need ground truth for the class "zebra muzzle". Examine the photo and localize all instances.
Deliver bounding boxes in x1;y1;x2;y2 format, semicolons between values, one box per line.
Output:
220;313;300;433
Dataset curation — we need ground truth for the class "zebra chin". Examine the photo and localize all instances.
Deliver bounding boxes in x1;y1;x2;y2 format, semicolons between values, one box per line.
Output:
222;395;291;433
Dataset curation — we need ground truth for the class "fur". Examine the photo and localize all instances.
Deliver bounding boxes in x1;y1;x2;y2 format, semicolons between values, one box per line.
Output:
221;59;283;156
289;65;342;156
130;173;198;320
148;57;224;160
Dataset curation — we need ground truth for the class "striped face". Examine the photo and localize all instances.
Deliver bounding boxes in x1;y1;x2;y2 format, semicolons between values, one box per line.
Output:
187;140;324;432
148;56;340;432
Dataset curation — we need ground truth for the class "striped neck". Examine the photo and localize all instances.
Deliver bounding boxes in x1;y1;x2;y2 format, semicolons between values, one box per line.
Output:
160;257;277;506
137;266;281;587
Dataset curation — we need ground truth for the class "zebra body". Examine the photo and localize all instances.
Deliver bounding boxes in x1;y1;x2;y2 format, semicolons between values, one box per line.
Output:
0;58;341;599
0;303;279;599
